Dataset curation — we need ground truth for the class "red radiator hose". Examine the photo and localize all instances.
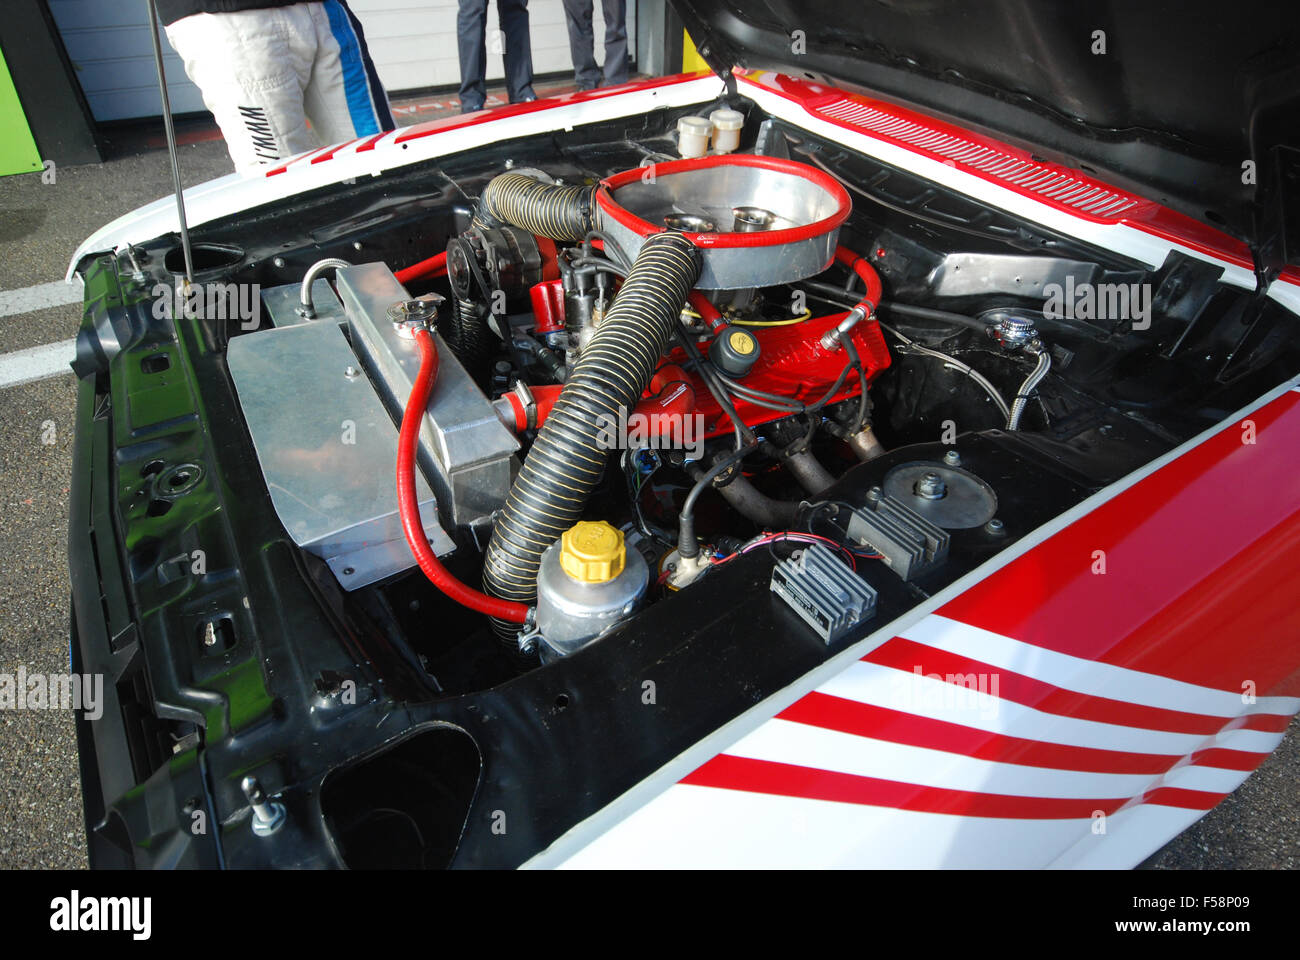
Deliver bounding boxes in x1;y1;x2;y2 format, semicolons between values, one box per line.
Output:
834;245;883;314
397;327;531;623
394;250;448;286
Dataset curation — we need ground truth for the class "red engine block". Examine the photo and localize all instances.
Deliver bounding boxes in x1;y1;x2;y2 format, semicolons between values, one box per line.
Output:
666;311;892;439
521;278;891;443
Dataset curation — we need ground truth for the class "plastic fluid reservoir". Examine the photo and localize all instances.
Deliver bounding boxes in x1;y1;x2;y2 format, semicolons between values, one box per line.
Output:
709;109;744;154
677;116;712;158
535;521;649;660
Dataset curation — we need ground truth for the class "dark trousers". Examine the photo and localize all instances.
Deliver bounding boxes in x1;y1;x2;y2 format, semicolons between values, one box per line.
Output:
457;0;535;112
561;0;628;89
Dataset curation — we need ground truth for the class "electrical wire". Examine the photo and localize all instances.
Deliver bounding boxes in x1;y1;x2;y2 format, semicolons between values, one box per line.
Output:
711;530;863;572
673;326;752;449
879;320;1012;421
800;285;1011;420
731;309;812;327
677;442;761;559
584;229;632;269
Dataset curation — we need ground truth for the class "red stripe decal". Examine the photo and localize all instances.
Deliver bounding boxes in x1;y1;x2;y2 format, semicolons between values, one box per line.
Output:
778;692;1271;775
681;755;1226;818
865;637;1293;735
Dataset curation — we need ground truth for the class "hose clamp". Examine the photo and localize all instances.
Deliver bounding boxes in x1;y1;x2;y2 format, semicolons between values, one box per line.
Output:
516;608;541;655
511;380;538;430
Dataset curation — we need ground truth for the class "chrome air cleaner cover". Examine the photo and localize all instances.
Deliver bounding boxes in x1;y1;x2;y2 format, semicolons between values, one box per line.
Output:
595;155;851;290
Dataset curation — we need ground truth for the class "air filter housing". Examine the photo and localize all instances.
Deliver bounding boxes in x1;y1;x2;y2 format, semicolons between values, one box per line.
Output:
595;155;851;290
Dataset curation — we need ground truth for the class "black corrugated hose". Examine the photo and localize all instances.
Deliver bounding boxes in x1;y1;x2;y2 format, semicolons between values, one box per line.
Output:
473;172;595;241
482;231;701;638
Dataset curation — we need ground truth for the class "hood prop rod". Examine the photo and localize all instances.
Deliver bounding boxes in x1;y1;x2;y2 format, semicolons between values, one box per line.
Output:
146;0;194;285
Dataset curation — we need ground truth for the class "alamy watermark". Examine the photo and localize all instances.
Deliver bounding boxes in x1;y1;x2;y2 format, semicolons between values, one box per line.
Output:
151;282;261;329
891;665;1002;718
1043;277;1151;329
594;404;706;459
0;666;103;719
50;891;150;940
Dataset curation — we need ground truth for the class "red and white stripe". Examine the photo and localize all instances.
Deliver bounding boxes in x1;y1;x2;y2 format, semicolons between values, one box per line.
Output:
531;384;1300;869
543;624;1292;868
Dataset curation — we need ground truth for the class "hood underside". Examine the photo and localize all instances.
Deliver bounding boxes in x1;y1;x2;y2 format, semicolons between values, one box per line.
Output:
674;0;1300;279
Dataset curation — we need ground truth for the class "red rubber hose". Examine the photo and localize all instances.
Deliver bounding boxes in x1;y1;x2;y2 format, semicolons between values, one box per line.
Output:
834;246;883;314
687;290;725;331
397;327;530;623
394;250;448;286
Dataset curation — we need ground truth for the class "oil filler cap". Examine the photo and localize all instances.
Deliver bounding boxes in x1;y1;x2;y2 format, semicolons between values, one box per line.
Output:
560;521;625;583
709;325;760;377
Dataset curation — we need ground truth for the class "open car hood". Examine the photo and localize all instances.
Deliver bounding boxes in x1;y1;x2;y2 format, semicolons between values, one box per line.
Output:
674;0;1300;282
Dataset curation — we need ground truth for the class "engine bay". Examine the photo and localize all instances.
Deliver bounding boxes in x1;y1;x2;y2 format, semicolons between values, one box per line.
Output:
71;95;1300;868
227;141;1059;666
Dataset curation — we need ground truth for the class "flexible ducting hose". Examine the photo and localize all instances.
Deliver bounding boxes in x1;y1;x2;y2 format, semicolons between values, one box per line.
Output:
473;172;595;241
482;231;701;637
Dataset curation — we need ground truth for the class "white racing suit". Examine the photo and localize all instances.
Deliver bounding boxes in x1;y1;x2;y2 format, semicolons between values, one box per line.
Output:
165;1;393;173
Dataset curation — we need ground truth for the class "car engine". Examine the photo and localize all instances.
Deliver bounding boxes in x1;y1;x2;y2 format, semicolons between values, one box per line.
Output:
70;98;1300;868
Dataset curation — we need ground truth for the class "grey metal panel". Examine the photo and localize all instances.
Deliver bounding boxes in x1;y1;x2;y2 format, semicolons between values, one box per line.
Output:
227;319;454;590
927;254;1101;299
335;263;519;529
261;279;345;328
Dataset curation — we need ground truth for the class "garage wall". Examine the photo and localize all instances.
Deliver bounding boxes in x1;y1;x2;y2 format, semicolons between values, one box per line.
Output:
50;0;636;123
48;0;203;122
347;0;633;92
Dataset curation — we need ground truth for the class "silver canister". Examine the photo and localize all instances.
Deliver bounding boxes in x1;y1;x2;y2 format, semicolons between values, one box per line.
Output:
535;536;649;661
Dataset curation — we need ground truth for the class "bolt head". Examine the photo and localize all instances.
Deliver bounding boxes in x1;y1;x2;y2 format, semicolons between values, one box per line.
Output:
943;450;961;466
915;473;948;500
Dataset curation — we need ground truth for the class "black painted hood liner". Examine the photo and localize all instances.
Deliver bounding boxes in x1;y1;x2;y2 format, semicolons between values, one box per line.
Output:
674;0;1300;280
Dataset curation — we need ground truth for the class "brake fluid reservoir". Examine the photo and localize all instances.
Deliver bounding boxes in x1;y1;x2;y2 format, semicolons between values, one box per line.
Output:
709;108;744;154
676;116;712;158
536;521;649;660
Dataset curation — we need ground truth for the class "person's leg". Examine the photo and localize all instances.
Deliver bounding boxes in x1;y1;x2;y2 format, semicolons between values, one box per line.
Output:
561;0;599;90
164;8;317;172
497;0;536;103
600;0;629;86
456;0;489;112
303;0;395;143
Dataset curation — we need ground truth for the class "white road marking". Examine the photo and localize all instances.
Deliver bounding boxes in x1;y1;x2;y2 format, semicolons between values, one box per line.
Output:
0;279;84;318
0;338;77;389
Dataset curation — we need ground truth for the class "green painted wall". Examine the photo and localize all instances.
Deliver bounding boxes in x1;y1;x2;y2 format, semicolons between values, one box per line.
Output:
0;46;42;176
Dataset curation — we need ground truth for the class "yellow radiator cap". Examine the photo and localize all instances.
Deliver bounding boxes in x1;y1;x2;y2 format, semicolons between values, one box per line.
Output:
560;521;625;583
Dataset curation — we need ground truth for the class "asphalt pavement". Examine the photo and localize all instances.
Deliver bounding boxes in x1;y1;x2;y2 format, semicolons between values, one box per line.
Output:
0;93;1295;870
